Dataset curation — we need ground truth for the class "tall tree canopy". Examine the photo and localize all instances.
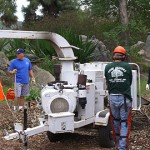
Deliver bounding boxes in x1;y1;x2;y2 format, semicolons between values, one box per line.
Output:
80;0;150;24
22;0;79;22
80;0;150;46
0;0;79;25
0;0;17;27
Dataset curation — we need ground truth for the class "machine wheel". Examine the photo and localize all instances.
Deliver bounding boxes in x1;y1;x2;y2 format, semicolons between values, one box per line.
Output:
47;131;61;142
98;121;115;148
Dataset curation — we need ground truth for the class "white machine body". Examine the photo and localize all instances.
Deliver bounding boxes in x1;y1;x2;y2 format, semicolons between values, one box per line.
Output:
0;30;141;141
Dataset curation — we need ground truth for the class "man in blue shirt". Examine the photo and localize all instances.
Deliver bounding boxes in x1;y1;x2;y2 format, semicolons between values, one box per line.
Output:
8;48;35;111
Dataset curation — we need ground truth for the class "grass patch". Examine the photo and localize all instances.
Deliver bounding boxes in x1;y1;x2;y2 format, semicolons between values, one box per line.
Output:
140;74;149;98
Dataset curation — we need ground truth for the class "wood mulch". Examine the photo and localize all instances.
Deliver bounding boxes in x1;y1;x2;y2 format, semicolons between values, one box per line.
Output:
0;101;149;150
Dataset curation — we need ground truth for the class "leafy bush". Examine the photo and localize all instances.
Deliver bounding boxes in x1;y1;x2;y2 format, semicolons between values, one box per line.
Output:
103;19;148;49
139;75;148;97
128;19;148;45
58;28;96;63
38;56;58;75
25;87;40;101
27;39;56;58
4;39;31;60
127;47;142;62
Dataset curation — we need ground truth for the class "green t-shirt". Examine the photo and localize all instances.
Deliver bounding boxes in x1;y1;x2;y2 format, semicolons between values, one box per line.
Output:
105;61;132;100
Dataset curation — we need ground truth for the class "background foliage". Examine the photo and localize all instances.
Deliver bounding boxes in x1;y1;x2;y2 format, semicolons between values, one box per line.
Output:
0;0;150;100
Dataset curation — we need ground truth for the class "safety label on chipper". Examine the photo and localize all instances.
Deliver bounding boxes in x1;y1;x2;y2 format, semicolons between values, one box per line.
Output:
95;71;104;82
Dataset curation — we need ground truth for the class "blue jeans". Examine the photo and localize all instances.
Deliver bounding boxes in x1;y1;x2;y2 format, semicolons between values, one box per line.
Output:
109;95;132;150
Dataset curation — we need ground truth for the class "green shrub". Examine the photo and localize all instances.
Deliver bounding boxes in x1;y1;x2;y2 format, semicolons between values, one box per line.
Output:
139;75;148;97
58;28;96;63
38;56;58;75
25;87;40;101
127;47;142;62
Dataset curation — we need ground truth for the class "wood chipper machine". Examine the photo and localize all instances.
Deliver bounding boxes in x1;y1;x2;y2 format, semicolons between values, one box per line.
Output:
0;30;141;148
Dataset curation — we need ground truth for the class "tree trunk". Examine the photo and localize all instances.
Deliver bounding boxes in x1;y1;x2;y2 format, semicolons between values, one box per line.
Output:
119;0;129;46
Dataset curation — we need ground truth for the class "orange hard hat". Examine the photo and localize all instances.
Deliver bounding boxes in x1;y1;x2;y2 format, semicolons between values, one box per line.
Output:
113;46;126;55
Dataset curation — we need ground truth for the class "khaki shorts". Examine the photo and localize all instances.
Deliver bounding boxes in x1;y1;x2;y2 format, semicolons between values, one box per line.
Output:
16;83;29;97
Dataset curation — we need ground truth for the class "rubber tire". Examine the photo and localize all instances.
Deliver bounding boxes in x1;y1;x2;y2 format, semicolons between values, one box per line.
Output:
98;121;115;148
47;131;61;142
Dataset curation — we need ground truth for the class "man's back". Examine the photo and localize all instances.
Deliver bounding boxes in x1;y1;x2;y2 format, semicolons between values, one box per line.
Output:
105;61;132;100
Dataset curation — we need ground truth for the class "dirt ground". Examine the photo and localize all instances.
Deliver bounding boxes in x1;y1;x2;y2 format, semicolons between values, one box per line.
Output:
0;102;149;150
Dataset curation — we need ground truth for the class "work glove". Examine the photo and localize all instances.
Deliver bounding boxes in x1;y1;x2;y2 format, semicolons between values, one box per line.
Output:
146;84;149;90
31;78;36;85
12;69;17;74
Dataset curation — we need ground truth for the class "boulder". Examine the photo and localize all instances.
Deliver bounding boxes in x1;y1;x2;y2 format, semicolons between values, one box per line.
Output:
143;32;150;59
80;35;111;62
32;65;55;88
131;41;145;50
0;51;9;71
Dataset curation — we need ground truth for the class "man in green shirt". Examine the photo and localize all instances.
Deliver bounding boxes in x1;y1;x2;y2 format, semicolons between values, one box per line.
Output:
105;46;132;150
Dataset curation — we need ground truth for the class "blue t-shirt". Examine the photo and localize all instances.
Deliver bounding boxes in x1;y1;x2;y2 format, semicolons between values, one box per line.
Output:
8;57;32;84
